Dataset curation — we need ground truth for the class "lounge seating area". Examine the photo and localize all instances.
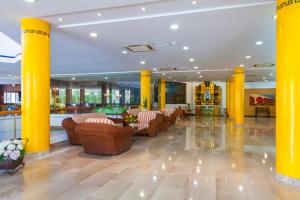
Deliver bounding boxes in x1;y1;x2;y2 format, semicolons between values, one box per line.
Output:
62;107;186;155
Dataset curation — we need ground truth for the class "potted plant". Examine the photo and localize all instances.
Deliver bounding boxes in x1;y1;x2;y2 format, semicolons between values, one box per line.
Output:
0;138;28;175
124;114;138;127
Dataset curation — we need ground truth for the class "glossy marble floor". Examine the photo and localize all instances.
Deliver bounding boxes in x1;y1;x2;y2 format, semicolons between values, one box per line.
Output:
1;116;300;200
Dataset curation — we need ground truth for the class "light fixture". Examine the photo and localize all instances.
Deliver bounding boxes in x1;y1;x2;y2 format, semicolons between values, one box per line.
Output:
140;60;146;65
269;73;273;76
192;1;197;5
104;76;109;80
182;46;189;50
24;0;36;3
240;64;245;67
262;77;267;80
264;80;268;82
193;66;198;69
245;55;252;59
171;41;177;45
58;18;63;22
197;72;201;74
153;68;157;71
97;12;102;17
256;41;263;45
122;50;128;54
189;58;195;62
199;75;203;78
273;15;277;20
168;76;173;79
141;7;146;11
238;185;244;191
72;77;75;80
162;73;166;76
89;32;98;38
170;24;179;30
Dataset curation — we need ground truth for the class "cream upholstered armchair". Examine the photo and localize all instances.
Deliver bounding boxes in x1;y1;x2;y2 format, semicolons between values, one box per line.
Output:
134;111;160;137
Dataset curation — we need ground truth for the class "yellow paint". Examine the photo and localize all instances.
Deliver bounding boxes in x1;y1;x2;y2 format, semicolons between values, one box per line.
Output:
21;18;50;153
226;81;230;116
140;70;151;110
276;0;300;179
229;77;235;119
233;67;244;125
159;79;166;109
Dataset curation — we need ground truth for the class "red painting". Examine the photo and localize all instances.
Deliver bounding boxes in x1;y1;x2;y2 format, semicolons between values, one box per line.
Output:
250;94;275;106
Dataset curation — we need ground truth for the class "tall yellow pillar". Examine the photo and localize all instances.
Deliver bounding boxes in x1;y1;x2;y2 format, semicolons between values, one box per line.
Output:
21;18;50;153
158;79;166;109
140;70;151;110
276;0;300;185
229;78;235;119
226;81;230;116
233;67;244;125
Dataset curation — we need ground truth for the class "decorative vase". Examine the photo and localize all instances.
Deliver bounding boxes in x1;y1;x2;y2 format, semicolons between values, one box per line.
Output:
0;158;24;170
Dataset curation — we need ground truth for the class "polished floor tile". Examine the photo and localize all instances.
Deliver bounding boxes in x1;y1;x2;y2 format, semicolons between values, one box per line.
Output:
0;116;300;200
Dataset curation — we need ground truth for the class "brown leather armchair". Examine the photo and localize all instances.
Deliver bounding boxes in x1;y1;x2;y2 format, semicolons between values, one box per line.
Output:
135;111;160;137
157;113;169;132
62;118;81;145
75;123;135;155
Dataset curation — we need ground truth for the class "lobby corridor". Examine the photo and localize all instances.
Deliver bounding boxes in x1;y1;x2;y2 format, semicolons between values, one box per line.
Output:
0;117;299;200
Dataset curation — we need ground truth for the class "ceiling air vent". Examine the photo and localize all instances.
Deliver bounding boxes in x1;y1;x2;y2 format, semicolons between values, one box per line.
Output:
124;44;154;53
249;63;275;68
157;67;177;72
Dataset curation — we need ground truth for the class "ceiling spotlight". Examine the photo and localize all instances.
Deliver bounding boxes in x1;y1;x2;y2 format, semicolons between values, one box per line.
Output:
240;64;245;67
182;46;189;51
256;41;263;45
24;0;36;3
171;41;177;45
140;60;146;65
72;77;75;80
168;76;173;79
122;50;128;54
104;77;109;80
192;1;197;5
153;68;158;71
189;58;195;62
89;32;98;38
270;73;274;76
170;24;179;30
193;66;198;69
273;15;277;20
199;75;203;78
245;55;252;59
141;7;146;11
262;77;267;80
58;18;63;22
97;12;102;17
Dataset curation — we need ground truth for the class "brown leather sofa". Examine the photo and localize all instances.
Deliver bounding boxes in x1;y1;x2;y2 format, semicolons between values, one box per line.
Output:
156;113;169;132
62;117;81;145
75;123;135;155
135;111;160;137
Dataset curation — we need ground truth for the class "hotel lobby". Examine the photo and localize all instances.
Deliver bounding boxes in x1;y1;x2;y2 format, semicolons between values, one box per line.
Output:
0;0;300;199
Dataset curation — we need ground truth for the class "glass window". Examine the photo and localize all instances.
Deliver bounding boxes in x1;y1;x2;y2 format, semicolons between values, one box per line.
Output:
85;89;102;104
71;89;80;104
112;89;120;104
58;89;66;105
125;89;131;104
4;92;20;104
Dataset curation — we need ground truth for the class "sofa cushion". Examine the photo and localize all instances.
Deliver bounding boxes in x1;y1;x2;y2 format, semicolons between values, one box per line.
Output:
72;113;107;124
138;111;157;123
162;108;175;116
85;118;114;125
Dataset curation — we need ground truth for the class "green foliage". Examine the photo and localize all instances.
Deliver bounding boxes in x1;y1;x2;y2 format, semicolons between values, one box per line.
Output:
124;114;138;123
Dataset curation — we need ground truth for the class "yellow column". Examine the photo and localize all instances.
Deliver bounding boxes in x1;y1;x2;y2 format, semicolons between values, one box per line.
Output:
159;79;166;109
226;81;230;116
140;70;151;110
233;67;244;125
276;0;300;184
229;77;235;119
21;18;50;153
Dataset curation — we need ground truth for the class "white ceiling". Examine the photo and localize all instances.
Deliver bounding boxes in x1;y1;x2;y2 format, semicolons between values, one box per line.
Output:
0;0;276;84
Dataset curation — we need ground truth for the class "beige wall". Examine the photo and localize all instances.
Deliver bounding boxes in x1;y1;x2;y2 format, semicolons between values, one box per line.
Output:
244;88;276;117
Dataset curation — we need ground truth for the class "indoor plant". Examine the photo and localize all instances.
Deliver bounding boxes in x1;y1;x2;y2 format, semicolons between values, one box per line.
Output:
124;114;138;127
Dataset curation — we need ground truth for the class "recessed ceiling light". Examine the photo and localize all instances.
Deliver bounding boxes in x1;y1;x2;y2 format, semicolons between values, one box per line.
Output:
240;64;245;67
192;1;197;5
24;0;36;3
140;60;146;65
122;50;128;54
58;18;63;22
199;75;203;78
141;7;146;11
171;41;177;45
153;68;157;71
182;46;189;51
168;76;173;79
273;15;277;20
193;66;198;69
105;76;109;80
256;41;263;45
72;77;75;80
97;12;102;17
89;32;98;38
270;73;274;76
189;58;195;62
170;24;179;30
245;55;252;59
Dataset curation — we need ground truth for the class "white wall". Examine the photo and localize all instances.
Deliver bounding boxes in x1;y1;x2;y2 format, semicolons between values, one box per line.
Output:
245;81;276;89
